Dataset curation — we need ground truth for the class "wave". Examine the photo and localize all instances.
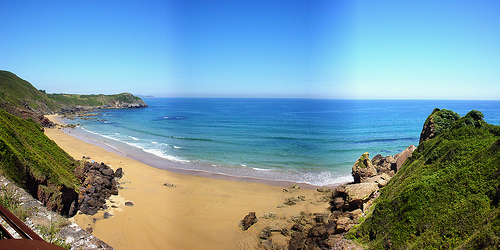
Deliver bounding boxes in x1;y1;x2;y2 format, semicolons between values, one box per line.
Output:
355;137;417;144
129;136;140;141
173;146;183;149
143;148;189;163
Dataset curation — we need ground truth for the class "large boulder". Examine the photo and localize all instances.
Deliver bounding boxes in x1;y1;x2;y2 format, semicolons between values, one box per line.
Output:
344;182;379;211
394;145;416;172
352;153;377;183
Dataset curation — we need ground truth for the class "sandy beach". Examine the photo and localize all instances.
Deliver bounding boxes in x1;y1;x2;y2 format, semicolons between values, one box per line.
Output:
44;115;332;249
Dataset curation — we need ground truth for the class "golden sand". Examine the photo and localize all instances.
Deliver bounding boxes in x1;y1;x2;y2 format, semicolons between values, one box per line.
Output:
44;115;331;249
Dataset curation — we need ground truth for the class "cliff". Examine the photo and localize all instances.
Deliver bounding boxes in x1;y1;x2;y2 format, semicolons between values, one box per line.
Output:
0;108;80;216
0;70;147;117
353;109;500;249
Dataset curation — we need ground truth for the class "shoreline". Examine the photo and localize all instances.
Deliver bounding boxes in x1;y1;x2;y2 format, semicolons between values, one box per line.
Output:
44;115;336;249
46;115;351;188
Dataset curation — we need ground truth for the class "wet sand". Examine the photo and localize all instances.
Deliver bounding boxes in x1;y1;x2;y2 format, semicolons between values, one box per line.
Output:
44;115;331;249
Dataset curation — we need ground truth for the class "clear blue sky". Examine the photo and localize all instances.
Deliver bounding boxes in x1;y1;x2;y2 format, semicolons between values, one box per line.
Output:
1;0;499;99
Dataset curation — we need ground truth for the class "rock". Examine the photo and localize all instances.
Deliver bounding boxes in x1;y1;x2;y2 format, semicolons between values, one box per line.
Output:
239;212;258;230
103;212;113;219
260;239;274;250
317;186;332;193
283;184;301;193
314;213;330;224
373;155;397;176
260;226;272;239
77;162;120;215
364;173;392;188
163;182;176;188
86;227;93;233
260;212;277;219
281;227;290;236
332;197;346;211
125;201;134;207
291;223;305;232
289;231;306;250
344;183;379;211
419;108;460;143
352;152;377;183
115;167;123;178
349;209;364;223
335;217;352;233
394;145;416;172
101;168;114;177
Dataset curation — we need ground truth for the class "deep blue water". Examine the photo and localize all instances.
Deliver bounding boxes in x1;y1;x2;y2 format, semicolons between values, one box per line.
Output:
63;98;500;186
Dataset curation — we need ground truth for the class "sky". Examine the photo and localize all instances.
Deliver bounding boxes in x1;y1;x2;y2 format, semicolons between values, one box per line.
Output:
1;0;499;99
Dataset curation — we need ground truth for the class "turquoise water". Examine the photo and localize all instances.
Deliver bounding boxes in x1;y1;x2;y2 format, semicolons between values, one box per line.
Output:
63;98;500;186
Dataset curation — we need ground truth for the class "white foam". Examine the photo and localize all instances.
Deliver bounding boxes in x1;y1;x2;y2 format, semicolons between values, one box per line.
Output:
143;148;190;163
240;164;247;167
252;167;271;171
173;146;183;149
129;136;140;141
151;141;158;144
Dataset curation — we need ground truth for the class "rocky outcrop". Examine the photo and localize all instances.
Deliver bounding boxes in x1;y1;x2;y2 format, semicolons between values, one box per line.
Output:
352;152;377;183
75;162;121;215
244;147;416;249
394;145;416;172
419;108;461;143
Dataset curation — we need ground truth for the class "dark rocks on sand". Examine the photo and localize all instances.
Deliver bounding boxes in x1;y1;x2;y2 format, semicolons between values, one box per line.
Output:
163;182;176;188
115;167;123;179
125;201;134;207
76;161;120;215
239;212;258;231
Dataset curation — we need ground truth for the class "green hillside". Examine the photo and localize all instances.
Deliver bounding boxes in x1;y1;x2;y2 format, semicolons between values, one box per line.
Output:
48;92;146;108
353;109;500;249
0;70;59;113
0;70;147;114
0;108;79;190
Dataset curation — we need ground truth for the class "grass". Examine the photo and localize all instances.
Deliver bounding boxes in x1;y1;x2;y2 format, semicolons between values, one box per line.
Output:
0;108;80;190
353;110;500;249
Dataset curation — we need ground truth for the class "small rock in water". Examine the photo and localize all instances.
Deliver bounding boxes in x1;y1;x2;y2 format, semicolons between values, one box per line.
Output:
125;201;134;207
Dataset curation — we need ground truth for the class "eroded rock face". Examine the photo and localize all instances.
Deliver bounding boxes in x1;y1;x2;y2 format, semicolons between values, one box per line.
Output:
352;152;377;183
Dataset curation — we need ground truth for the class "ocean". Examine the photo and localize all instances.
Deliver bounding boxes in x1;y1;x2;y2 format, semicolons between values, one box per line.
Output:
62;99;500;186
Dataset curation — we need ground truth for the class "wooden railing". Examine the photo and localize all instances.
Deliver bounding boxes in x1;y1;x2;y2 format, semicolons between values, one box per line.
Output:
0;203;43;240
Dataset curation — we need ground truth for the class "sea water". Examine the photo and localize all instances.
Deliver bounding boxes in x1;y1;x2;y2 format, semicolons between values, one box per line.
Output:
62;99;500;186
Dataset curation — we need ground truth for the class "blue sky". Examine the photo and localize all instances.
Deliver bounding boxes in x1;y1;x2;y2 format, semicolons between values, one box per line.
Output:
1;0;499;99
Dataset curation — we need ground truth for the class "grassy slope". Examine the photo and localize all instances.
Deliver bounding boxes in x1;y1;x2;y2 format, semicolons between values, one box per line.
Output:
353;110;500;249
0;70;145;113
0;107;79;190
47;92;145;107
0;70;59;112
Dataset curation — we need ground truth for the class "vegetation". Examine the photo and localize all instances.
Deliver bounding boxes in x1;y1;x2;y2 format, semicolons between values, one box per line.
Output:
0;70;146;113
0;109;79;190
37;218;72;249
353;110;500;249
47;92;144;107
0;185;32;222
0;70;59;113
